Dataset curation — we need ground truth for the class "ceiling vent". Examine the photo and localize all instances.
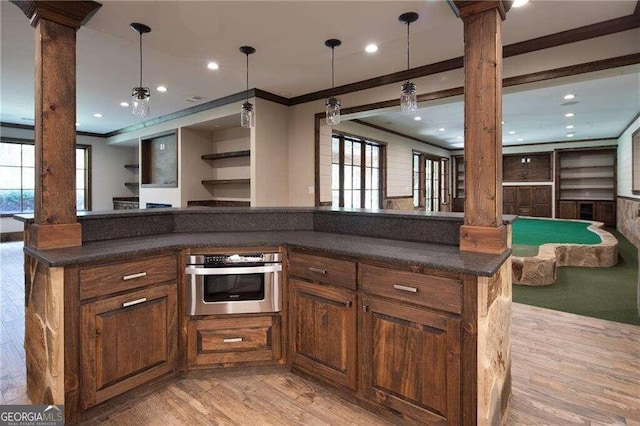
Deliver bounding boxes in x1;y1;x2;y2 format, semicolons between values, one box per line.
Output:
185;96;205;103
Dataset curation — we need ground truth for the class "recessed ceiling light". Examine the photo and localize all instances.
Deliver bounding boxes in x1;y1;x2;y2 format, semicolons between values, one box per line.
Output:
93;113;103;118
501;121;505;125
565;112;575;118
566;125;574;129
564;94;576;100
207;62;219;70
512;0;529;7
157;85;168;92
508;130;516;135
120;101;129;107
517;138;524;142
365;43;378;53
75;122;80;126
414;116;422;121
566;133;575;137
438;128;446;132
457;136;463;140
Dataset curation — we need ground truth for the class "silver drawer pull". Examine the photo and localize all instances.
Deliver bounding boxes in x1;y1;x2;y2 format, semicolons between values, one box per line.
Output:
309;267;327;274
123;272;147;281
122;297;147;307
393;284;418;293
223;337;243;343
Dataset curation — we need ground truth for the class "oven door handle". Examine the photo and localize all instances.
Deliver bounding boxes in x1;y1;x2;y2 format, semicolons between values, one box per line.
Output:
185;264;282;275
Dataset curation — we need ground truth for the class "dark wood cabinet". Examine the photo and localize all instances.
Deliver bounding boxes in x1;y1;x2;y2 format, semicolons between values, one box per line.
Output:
360;295;461;424
289;278;357;390
187;315;282;367
558;200;577;219
502;185;551;218
595;200;615;225
80;283;178;409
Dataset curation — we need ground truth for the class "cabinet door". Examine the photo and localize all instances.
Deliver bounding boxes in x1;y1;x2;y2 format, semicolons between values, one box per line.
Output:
595;201;616;226
558;201;577;219
516;187;533;216
80;283;177;408
290;279;357;390
503;187;516;215
360;296;461;425
532;186;552;217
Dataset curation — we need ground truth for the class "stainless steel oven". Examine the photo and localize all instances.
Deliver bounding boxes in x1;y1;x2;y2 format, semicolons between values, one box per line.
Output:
185;252;282;315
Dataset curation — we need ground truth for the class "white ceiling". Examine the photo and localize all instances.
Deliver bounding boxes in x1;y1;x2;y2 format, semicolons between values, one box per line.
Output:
357;66;640;149
0;1;638;138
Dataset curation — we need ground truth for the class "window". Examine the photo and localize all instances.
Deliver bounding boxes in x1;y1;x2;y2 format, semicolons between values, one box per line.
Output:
331;133;384;209
0;138;90;214
413;152;449;212
633;128;640;194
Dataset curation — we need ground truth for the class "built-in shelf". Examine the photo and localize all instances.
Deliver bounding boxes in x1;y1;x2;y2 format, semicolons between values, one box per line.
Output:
124;182;139;187
124;163;140;170
202;179;251;185
201;150;250;161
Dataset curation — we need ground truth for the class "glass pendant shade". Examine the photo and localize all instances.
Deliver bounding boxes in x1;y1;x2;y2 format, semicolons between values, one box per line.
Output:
241;101;255;128
131;87;150;117
325;96;341;126
400;81;417;113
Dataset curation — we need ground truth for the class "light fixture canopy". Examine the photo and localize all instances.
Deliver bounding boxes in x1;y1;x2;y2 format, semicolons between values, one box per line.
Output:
130;23;151;117
240;46;256;128
399;12;419;114
325;39;342;126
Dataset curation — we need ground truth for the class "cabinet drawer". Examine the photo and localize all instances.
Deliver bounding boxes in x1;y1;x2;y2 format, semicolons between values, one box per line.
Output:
80;254;177;300
188;316;282;367
360;264;461;314
288;251;356;290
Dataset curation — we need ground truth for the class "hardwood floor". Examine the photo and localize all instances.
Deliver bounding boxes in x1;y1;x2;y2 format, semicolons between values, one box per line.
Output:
1;241;639;424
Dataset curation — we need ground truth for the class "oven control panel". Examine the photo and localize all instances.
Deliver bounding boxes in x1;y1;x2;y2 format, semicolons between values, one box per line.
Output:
187;253;282;267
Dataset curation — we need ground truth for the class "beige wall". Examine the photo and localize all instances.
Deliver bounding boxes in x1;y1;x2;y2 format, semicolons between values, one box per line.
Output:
180;128;218;206
252;98;290;206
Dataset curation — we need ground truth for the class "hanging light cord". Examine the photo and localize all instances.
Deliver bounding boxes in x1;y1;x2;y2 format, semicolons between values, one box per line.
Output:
245;53;249;102
331;46;335;89
405;21;410;82
139;32;143;87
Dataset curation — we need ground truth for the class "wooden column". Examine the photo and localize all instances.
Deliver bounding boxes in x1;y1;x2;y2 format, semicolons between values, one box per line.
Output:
11;1;101;249
454;1;509;254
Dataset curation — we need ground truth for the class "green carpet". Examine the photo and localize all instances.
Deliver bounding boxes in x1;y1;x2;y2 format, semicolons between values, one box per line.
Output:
513;229;639;326
512;217;601;246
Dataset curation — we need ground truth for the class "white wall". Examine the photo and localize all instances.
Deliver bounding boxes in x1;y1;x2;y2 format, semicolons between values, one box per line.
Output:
0;125;135;234
617;115;640;197
331;121;451;200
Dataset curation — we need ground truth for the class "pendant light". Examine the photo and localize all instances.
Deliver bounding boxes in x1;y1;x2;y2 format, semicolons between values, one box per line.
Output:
399;12;419;113
325;39;342;126
240;46;256;128
130;23;151;117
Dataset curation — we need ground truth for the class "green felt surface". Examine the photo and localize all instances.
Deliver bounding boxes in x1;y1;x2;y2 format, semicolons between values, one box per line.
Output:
512;217;601;246
513;229;639;326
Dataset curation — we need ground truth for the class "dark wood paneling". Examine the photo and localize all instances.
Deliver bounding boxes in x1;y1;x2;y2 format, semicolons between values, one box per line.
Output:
558;200;578;219
532;187;552;217
503;186;551;218
503;153;552;182
288;251;357;290
503;187;516;215
290;279;357;390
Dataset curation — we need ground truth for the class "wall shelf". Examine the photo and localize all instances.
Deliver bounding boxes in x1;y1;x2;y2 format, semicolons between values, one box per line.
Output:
201;150;250;161
202;179;251;185
124;163;140;170
124;182;139;188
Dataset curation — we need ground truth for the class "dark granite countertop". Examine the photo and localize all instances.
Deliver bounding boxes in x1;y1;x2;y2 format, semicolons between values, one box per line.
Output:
23;231;511;277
